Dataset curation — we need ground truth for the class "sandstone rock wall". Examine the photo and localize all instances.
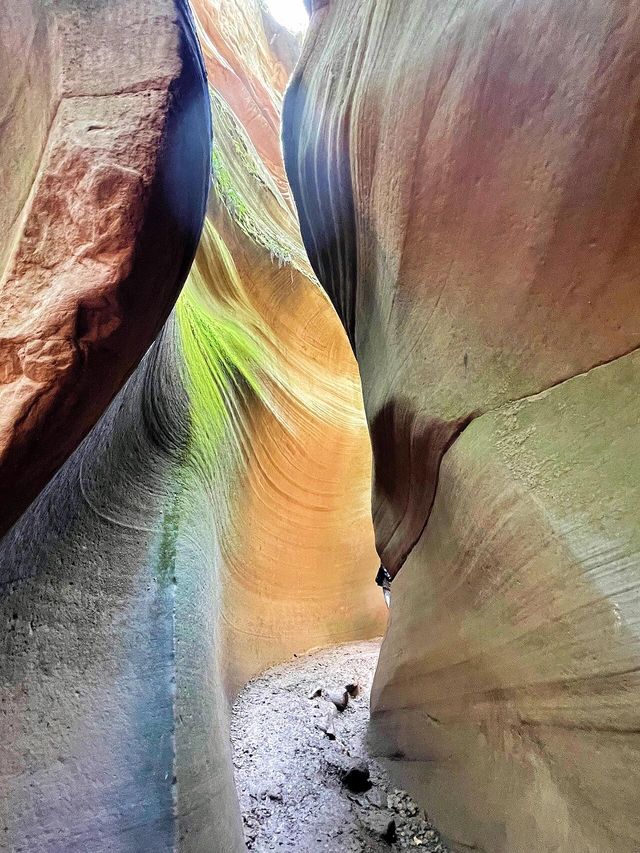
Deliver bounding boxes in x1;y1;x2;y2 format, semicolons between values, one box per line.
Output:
191;0;298;195
371;349;640;853
283;1;640;850
0;325;193;851
0;2;59;277
181;84;383;696
0;0;211;536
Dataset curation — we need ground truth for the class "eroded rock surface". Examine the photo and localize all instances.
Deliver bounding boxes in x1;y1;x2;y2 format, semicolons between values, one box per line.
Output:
371;350;640;853
176;0;384;701
0;0;211;535
191;0;299;196
284;0;640;575
283;2;640;851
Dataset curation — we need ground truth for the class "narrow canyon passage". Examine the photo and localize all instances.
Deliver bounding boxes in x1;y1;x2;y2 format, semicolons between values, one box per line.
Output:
2;0;640;851
231;641;449;852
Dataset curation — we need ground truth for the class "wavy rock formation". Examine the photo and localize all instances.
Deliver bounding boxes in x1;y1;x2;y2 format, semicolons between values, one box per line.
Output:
284;1;640;851
0;0;211;536
1;1;383;850
174;75;384;695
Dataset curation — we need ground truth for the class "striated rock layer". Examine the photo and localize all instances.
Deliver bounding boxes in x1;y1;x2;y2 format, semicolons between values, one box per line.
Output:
1;1;383;850
372;351;640;853
283;1;640;851
179;88;383;696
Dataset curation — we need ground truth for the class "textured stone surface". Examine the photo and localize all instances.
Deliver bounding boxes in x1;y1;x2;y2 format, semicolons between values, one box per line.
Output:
284;0;640;575
283;1;640;850
371;351;640;853
176;3;384;700
0;326;187;852
231;641;448;852
192;0;298;195
0;0;211;536
1;2;382;851
0;2;59;277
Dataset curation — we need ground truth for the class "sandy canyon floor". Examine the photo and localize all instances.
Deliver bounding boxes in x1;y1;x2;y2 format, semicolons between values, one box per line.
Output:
231;640;449;852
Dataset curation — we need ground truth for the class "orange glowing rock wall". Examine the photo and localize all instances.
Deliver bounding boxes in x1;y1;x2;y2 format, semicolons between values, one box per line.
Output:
180;0;385;693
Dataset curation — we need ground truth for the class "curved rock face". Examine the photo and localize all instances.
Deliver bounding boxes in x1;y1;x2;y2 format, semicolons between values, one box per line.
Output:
177;0;383;697
283;1;640;851
191;0;299;195
1;2;382;850
0;0;211;536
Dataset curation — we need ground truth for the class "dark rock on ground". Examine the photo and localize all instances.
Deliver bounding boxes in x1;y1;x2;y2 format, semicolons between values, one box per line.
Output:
343;762;372;794
360;812;397;844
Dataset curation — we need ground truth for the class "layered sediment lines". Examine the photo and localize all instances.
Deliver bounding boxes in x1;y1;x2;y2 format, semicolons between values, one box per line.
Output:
1;1;383;850
191;0;300;195
176;70;384;694
283;1;640;851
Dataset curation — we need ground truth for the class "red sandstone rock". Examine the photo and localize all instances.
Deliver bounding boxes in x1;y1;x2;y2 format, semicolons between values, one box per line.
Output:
191;0;299;195
0;0;211;535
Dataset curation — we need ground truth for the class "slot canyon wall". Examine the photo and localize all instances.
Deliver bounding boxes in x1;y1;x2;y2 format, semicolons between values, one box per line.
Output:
0;1;384;850
283;2;640;852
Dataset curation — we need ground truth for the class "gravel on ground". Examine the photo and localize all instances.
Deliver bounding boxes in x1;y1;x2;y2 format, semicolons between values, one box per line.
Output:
230;639;449;852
